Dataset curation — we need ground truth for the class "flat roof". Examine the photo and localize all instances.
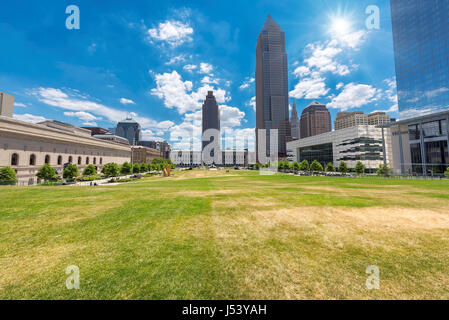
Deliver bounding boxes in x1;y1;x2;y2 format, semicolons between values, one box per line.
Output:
379;110;449;127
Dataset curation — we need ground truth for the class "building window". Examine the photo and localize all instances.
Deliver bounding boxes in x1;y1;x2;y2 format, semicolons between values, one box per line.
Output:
93;157;97;165
78;157;82;165
100;158;103;165
29;154;36;166
86;157;90;165
69;156;73;163
58;156;63;165
45;155;50;164
11;153;19;166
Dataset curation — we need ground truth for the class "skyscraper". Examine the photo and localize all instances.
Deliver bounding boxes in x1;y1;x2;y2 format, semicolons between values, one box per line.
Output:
202;91;221;153
390;0;449;119
115;116;141;145
256;14;291;159
290;100;300;140
300;102;331;139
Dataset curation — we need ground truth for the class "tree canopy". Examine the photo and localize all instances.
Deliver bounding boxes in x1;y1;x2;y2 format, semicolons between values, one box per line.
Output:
0;166;18;185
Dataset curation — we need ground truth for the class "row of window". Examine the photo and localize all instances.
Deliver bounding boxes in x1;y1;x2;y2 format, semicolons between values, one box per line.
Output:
10;153;104;167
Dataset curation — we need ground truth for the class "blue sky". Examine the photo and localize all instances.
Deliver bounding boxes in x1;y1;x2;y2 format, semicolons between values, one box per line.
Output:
0;0;398;150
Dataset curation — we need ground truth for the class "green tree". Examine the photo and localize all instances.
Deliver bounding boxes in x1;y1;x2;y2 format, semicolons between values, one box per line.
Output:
63;164;78;181
377;164;392;177
445;167;449;179
299;160;310;171
140;163;148;173
310;160;324;172
254;163;261;170
0;166;18;185
354;161;366;175
83;164;97;176
36;164;57;182
338;161;349;173
102;163;120;177
120;162;132;175
325;162;335;172
292;161;300;172
133;163;141;174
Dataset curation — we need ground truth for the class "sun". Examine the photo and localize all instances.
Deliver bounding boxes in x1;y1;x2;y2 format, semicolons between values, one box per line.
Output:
331;17;351;35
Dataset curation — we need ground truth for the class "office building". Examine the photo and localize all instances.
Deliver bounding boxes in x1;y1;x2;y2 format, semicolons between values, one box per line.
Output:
116;116;141;145
202;91;221;153
335;112;391;130
300;102;331;138
256;14;291;159
390;0;449;119
81;127;110;136
290;100;300;140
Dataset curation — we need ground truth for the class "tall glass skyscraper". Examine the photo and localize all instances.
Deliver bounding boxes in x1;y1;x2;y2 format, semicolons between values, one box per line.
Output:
256;15;291;160
202;91;221;153
390;0;449;119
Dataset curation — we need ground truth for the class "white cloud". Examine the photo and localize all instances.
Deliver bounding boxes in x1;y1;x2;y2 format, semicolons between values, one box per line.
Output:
201;76;219;84
328;83;380;111
239;77;255;90
14;102;27;108
147;20;193;47
199;63;213;74
183;64;197;72
246;96;256;111
336;82;344;90
82;121;98;127
14;113;47;123
220;105;246;128
166;55;186;65
120;98;135;105
151;70;230;114
293;66;311;78
290;76;330;100
64;111;100;122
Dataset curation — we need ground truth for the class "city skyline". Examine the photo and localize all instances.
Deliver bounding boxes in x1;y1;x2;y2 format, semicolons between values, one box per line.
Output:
0;0;399;151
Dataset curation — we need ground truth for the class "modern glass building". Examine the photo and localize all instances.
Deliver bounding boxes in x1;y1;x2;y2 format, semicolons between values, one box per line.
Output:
390;0;449;119
255;15;291;160
115;117;141;146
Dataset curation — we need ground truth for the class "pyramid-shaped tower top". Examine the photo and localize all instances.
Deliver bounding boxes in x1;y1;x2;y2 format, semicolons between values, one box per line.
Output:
262;14;281;30
291;100;299;120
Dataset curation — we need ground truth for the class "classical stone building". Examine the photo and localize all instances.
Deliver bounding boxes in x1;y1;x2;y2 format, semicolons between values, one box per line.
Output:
0;114;131;185
131;146;163;164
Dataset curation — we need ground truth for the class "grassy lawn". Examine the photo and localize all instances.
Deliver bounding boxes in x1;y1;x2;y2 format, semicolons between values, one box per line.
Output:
1;170;449;300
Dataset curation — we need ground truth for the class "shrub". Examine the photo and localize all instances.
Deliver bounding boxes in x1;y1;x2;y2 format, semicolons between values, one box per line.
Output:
36;164;57;182
338;161;349;173
120;162;132;175
445;168;449;179
299;160;309;171
133;163;141;174
354;161;366;175
292;161;300;171
0;166;18;185
254;163;261;170
83;164;97;176
63;163;79;181
102;163;120;177
325;162;335;172
140;163;148;173
310;160;324;172
377;164;392;177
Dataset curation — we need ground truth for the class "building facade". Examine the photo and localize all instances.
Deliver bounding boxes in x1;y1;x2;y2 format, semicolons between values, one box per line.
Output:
290;100;300;140
0;92;14;118
300;102;331;139
390;0;449;119
82;127;110;136
116;117;141;145
202;91;221;153
139;140;171;159
131;146;162;164
287;125;393;173
335;112;391;130
0;117;131;185
256;15;291;159
382;110;448;175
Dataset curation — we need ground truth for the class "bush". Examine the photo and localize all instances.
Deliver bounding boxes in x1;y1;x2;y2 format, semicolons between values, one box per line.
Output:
63;164;79;181
310;160;324;172
299;160;309;171
0;166;18;185
83;164;97;176
140;163;148;173
133;163;141;174
78;175;102;182
445;168;449;179
36;164;57;182
120;162;132;175
377;164;392;177
292;161;300;172
338;161;349;173
354;161;366;175
254;163;261;170
325;162;335;172
102;163;120;177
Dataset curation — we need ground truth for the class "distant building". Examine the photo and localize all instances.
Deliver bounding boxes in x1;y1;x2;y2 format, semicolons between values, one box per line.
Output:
256;14;291;159
390;0;449;119
116;116;141;145
139;140;171;159
300;102;331;138
131;146;162;164
334;111;391;130
290;100;300;140
202;91;221;159
287;125;393;173
94;134;130;146
170;150;249;167
0;92;14;118
82;127;110;136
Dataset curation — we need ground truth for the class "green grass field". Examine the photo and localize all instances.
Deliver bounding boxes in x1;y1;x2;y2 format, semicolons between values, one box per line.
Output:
1;170;448;300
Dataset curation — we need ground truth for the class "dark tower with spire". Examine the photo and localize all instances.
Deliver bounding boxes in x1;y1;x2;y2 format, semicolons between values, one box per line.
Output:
255;14;291;161
202;91;221;153
290;100;300;140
